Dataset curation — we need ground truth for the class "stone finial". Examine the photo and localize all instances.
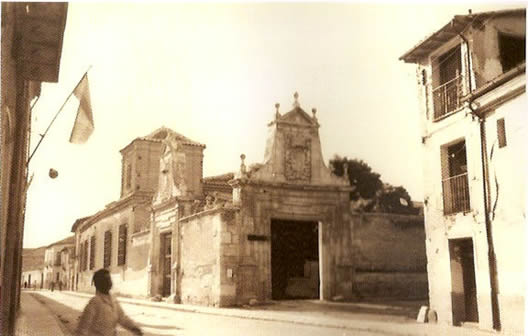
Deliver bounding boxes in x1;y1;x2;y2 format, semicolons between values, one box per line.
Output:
311;108;317;120
293;92;300;108
343;162;349;177
275;103;280;120
240;154;247;174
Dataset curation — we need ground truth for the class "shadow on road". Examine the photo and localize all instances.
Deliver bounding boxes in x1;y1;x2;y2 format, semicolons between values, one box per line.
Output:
29;292;183;336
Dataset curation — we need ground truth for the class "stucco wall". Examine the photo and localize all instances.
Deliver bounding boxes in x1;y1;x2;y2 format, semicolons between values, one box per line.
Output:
482;93;526;334
352;213;427;299
421;111;495;328
415;29;525;331
22;270;44;289
217;208;239;306
75;204;150;297
470;14;526;88
179;209;222;306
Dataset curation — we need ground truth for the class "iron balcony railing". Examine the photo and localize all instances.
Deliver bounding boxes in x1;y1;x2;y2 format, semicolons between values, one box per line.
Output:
432;75;462;120
442;172;470;215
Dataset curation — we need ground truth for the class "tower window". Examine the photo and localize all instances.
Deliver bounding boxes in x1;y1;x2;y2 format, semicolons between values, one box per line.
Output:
126;163;132;190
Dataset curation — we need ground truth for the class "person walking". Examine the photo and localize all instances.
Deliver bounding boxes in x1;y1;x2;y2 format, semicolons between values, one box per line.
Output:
76;268;143;336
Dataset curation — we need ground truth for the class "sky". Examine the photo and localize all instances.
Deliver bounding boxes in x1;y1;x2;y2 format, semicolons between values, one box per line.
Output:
23;2;525;248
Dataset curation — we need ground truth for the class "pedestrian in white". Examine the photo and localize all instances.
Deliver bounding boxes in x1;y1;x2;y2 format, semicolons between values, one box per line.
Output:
76;269;143;336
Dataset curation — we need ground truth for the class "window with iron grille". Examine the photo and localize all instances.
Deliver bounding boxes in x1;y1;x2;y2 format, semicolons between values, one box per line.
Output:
89;236;96;270
440;139;470;215
104;230;112;268
118;224;127;266
432;45;463;120
497;118;507;148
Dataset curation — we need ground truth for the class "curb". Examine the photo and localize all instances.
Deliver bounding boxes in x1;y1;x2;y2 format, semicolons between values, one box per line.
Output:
33;290;517;336
53;291;436;336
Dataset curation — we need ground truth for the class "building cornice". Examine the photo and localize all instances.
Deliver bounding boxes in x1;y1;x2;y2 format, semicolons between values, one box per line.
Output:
466;63;526;116
229;178;353;193
77;192;153;233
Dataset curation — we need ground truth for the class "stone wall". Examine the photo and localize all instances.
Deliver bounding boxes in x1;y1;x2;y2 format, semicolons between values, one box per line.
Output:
234;182;352;303
351;212;427;299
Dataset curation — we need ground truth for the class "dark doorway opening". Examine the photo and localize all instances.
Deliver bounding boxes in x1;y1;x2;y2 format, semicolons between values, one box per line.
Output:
449;238;479;325
271;219;319;300
161;233;172;297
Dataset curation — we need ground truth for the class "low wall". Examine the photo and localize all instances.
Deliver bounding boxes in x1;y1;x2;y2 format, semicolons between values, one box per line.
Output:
351;213;428;300
354;272;428;299
179;209;222;306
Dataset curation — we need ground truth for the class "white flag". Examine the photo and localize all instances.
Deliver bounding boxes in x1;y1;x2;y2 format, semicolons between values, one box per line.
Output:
69;73;94;144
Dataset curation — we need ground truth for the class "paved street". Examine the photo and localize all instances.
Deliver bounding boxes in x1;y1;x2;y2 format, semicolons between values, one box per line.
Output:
26;291;388;336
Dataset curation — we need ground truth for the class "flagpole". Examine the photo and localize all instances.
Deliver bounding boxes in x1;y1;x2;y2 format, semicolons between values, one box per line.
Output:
27;66;92;165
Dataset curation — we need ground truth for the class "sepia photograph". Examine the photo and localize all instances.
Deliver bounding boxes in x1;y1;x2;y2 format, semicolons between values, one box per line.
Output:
1;1;526;335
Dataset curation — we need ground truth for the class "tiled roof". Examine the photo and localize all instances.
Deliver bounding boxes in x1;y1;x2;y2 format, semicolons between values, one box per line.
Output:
203;172;235;184
121;127;206;152
143;127;206;147
46;235;74;248
400;8;526;63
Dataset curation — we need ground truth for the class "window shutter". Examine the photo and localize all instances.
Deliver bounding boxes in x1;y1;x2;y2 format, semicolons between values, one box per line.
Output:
118;224;127;266
104;230;112;268
89;236;96;270
497;118;507;148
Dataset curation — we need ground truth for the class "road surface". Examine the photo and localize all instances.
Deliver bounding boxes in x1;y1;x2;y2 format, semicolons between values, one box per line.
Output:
28;291;389;336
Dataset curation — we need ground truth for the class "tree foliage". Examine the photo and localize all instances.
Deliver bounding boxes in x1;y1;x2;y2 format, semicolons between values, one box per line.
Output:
330;156;418;214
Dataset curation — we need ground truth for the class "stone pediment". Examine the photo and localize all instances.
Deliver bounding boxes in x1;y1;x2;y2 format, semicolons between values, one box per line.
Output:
234;93;348;188
277;107;317;127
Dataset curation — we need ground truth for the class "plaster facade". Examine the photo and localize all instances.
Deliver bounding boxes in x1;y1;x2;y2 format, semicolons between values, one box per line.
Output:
43;236;74;290
21;269;44;289
1;3;67;334
71;95;427;308
401;9;525;334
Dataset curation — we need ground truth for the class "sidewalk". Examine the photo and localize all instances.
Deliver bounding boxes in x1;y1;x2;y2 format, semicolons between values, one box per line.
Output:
57;290;516;336
15;291;66;336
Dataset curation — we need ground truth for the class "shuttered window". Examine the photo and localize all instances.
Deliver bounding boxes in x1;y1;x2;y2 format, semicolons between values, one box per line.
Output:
89;236;96;270
104;230;112;268
118;224;127;266
83;241;89;271
79;242;84;271
497;118;507;148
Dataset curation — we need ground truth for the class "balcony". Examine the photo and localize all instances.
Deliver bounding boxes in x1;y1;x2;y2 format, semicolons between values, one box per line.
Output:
432;75;462;120
442;173;470;215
